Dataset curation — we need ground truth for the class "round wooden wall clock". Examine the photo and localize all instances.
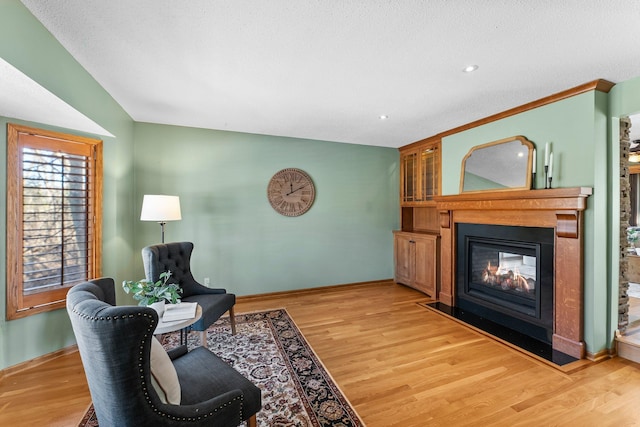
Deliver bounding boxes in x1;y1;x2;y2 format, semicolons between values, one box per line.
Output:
267;168;316;216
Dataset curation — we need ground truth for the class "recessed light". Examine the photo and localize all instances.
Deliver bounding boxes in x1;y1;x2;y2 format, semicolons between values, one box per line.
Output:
379;115;389;120
463;65;479;73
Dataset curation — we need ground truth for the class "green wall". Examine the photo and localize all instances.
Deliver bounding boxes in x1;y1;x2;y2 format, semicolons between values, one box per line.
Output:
0;1;136;369
608;75;640;349
0;1;399;370
440;91;611;355
132;123;399;295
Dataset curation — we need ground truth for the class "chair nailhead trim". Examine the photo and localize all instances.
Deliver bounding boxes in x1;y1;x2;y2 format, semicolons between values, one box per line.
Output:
73;304;245;422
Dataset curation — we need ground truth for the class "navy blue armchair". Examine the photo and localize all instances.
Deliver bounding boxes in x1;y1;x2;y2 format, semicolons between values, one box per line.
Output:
142;242;237;346
66;277;260;427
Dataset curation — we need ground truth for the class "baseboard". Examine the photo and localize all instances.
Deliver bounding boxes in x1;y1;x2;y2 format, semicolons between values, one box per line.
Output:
236;278;395;302
0;344;78;380
586;347;614;362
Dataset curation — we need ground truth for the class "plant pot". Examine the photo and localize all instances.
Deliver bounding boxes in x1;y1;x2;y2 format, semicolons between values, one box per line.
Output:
635;248;640;256
149;300;165;317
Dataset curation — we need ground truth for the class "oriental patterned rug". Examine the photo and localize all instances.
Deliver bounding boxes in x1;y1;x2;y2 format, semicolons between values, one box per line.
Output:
78;309;363;427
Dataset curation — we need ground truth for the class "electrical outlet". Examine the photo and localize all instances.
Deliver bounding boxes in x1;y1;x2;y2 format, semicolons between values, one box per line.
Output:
204;277;210;286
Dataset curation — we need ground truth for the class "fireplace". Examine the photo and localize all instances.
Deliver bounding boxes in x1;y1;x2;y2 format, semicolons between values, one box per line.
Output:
434;187;592;359
456;223;554;344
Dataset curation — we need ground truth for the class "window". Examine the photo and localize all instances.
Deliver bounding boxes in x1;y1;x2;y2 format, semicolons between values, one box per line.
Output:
6;124;102;320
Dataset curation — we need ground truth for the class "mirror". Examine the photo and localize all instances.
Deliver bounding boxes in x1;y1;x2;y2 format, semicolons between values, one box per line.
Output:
460;136;534;193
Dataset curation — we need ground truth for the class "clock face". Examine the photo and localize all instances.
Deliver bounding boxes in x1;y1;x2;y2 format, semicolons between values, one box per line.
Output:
267;168;315;217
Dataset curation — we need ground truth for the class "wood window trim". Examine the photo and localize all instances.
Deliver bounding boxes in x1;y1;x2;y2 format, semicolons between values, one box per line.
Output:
6;124;103;320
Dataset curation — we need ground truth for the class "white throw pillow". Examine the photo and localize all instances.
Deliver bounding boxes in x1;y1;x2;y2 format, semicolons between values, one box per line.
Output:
149;336;181;404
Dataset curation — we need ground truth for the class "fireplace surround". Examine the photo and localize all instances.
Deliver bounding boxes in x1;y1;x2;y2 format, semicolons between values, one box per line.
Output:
435;187;592;359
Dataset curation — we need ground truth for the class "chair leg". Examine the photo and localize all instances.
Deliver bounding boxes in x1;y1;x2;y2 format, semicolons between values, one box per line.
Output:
229;306;237;335
247;414;257;427
199;330;207;347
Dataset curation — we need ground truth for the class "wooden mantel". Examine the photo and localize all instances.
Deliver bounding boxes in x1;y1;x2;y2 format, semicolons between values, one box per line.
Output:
434;187;592;359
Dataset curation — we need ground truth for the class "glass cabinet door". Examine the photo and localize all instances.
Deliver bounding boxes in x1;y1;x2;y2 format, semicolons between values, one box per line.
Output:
420;146;438;201
402;152;417;202
400;141;440;205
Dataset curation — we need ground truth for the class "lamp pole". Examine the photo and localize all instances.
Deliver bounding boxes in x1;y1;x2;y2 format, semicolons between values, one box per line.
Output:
159;221;167;243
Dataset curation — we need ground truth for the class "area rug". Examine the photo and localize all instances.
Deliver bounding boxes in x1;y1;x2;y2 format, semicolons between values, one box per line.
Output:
79;309;363;427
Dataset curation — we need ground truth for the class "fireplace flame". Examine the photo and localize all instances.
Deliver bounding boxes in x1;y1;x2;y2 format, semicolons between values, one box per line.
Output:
513;269;530;291
482;262;533;292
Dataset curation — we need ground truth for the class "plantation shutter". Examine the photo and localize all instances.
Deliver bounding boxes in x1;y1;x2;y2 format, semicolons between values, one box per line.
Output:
6;124;102;319
21;134;95;296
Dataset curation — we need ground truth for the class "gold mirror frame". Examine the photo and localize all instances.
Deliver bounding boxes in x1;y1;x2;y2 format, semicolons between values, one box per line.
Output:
460;135;534;193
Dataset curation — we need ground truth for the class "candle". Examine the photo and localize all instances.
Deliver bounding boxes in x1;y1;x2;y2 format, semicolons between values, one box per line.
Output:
545;142;550;166
549;152;554;178
532;148;536;173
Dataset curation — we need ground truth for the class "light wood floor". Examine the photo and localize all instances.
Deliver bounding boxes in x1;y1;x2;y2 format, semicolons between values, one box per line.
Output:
3;280;640;426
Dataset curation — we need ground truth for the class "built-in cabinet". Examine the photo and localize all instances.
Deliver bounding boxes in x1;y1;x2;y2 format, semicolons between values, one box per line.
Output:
399;138;441;233
394;137;442;297
628;255;640;283
394;231;439;297
400;139;440;205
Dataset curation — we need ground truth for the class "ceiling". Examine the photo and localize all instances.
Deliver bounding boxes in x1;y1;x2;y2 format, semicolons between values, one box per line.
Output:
17;0;640;148
0;57;113;137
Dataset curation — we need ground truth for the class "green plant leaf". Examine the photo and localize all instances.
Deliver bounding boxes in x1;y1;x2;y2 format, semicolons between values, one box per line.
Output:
121;271;182;305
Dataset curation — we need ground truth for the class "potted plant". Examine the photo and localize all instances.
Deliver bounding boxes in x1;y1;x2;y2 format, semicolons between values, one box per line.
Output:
122;271;182;316
628;227;640;255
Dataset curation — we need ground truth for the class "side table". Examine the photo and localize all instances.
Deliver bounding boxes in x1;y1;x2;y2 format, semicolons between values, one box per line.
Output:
154;304;202;346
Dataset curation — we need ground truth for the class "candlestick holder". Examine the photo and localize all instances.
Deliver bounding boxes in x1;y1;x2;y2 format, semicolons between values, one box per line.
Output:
548;176;553;189
544;165;549;189
531;172;536;189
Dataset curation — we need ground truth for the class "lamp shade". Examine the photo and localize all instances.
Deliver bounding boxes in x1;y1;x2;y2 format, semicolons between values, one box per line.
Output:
140;195;182;222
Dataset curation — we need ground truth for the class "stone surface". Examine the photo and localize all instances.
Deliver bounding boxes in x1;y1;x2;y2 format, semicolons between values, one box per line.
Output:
620;117;632;331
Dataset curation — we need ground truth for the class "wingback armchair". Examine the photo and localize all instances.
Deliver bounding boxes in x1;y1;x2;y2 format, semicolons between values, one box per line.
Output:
66;277;260;427
142;242;236;346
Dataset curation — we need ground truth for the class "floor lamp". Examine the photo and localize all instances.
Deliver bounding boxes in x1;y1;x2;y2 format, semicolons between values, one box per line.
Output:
140;195;182;243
